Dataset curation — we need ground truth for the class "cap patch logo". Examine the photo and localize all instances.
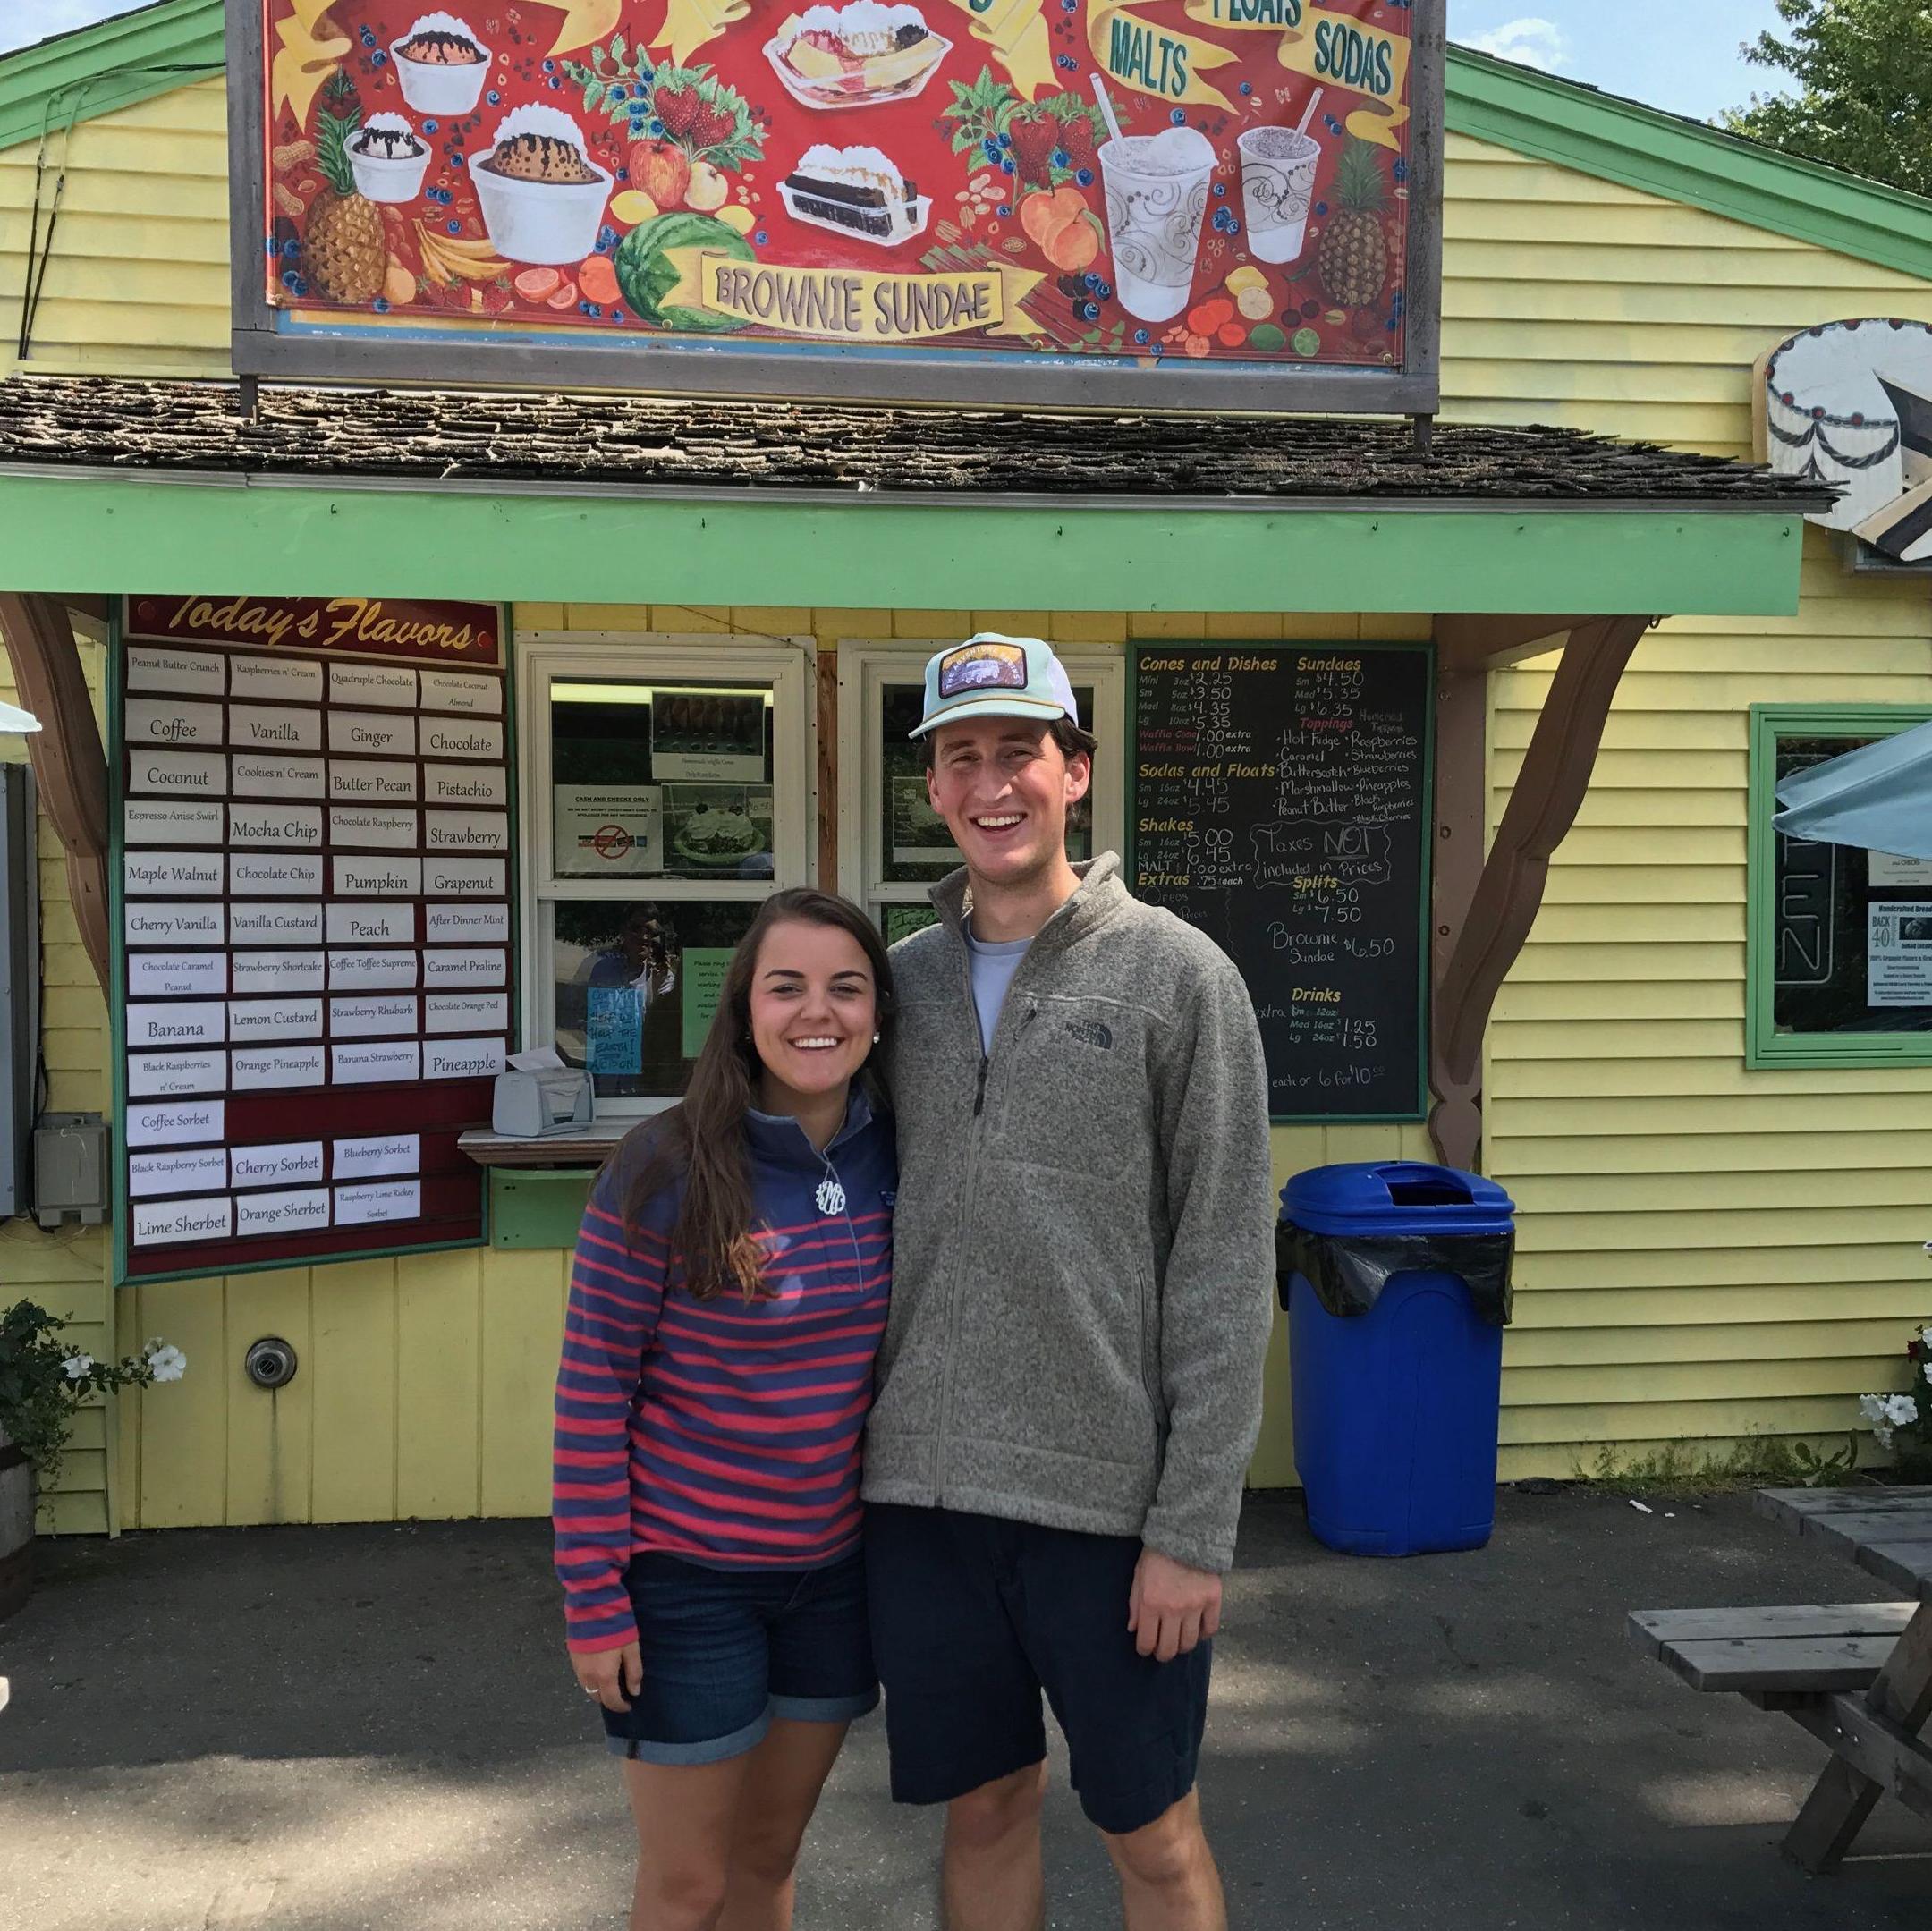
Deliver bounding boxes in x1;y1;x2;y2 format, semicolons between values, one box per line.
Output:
937;640;1027;698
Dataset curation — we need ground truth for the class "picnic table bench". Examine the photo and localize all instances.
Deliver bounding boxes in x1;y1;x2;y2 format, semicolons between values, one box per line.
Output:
1627;1485;1932;1874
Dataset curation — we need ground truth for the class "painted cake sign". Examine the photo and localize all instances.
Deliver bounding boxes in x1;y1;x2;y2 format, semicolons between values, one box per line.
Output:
258;0;1418;368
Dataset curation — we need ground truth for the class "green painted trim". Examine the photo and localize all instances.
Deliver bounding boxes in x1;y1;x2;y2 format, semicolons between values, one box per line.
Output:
490;1167;595;1249
0;476;1811;617
1126;640;1433;1124
1446;46;1932;284
1745;703;1932;1072
0;0;223;154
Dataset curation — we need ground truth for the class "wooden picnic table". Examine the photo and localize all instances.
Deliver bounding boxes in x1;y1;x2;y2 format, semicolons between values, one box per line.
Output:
1756;1485;1932;1871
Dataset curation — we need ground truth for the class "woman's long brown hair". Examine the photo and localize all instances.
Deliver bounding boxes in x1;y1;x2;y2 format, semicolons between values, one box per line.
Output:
620;889;894;1300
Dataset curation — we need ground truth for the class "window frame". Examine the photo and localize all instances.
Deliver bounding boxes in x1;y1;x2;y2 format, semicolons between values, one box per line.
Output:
833;638;1127;920
1746;701;1932;1071
516;629;817;1116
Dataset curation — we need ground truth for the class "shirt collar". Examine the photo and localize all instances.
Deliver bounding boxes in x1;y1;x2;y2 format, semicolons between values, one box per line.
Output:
743;1082;874;1167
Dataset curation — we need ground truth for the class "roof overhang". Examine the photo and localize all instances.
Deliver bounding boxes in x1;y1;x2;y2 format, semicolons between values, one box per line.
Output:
0;464;1810;615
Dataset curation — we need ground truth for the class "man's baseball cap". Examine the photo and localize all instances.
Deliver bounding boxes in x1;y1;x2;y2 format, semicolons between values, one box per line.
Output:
908;632;1080;740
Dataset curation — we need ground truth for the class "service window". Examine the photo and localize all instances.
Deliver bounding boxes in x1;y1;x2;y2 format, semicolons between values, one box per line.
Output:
836;639;1126;937
1748;705;1932;1069
520;636;813;1113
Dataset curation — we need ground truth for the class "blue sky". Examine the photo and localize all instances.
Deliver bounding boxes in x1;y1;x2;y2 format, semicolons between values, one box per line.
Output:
2;0;1801;120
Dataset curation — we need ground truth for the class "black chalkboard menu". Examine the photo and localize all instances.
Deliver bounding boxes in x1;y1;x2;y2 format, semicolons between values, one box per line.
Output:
1129;645;1431;1122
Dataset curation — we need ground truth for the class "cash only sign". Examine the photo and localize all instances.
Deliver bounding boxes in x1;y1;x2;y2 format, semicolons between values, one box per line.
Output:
233;0;1441;408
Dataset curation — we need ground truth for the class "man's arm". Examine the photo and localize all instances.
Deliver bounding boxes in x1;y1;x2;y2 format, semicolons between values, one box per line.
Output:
1140;949;1276;1580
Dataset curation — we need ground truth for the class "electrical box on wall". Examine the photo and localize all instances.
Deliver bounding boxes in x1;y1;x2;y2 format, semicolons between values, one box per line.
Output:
33;1114;107;1230
0;763;38;1219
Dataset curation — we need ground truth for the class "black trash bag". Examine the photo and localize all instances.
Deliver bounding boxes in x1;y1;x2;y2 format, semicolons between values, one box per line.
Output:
1275;1222;1515;1327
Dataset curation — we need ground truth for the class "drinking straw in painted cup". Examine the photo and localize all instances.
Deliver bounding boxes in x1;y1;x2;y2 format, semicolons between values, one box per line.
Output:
1097;126;1217;324
1238;125;1320;265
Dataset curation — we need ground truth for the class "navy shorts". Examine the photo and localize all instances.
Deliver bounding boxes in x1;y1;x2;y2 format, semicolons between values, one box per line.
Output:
865;1505;1211;1835
600;1549;878;1766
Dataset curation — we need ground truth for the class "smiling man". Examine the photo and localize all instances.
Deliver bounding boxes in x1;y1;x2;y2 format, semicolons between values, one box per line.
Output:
863;634;1276;1931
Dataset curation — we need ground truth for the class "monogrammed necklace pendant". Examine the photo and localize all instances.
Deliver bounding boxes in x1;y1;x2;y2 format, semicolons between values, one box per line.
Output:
816;1176;847;1216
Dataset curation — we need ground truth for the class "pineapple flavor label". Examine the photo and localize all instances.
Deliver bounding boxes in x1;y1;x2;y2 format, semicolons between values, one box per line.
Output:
259;0;1413;366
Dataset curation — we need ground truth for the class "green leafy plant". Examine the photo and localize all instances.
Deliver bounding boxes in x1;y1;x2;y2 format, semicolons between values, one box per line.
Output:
943;65;1021;157
0;1301;185;1495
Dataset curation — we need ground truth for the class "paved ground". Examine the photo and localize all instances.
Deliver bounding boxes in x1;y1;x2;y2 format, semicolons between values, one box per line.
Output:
0;1487;1927;1929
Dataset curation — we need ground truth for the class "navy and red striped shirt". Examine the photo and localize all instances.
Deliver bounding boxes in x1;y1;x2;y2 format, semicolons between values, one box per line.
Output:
553;1091;895;1654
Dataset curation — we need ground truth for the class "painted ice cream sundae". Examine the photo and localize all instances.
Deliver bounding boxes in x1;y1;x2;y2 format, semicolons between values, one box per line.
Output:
390;13;490;115
766;3;951;109
348;113;431;204
473;106;613;265
781;143;929;245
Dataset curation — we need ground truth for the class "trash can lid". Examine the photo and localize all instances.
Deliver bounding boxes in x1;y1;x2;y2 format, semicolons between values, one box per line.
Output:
1280;1161;1515;1238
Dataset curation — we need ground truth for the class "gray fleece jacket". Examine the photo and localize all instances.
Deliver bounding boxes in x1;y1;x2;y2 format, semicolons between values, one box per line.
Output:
862;854;1276;1573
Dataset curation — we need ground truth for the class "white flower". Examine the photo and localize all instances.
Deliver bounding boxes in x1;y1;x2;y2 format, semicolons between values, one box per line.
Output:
1919;1325;1932;1354
1884;1393;1919;1429
1860;1392;1898;1446
145;1343;187;1384
62;1353;94;1381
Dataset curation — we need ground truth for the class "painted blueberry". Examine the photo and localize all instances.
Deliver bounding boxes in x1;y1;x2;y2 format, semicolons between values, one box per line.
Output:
1393;158;1409;183
1315;200;1327;216
543;58;555;71
547;74;561;88
370;49;386;65
448;218;462;232
1053;149;1069;168
611;309;624;323
1134;328;1148;343
1213;182;1225;197
1097;280;1113;298
997;203;1011;216
611;85;628;101
487;89;501;104
453;154;466;166
282;238;301;258
1170;108;1186;125
1240;81;1251;96
1080;300;1099;321
1000;159;1013;174
374;297;390;313
1075;167;1093;186
424;120;439;133
756;231;768;244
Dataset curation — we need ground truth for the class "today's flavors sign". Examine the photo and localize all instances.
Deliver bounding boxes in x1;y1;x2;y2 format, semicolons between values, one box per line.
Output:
235;0;1438;408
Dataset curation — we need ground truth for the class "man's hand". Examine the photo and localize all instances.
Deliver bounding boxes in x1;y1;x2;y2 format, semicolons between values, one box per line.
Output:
572;1639;643;1712
1127;1548;1222;1662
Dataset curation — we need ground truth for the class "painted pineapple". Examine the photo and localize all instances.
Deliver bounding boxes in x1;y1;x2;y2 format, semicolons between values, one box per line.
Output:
305;71;386;304
1318;138;1390;309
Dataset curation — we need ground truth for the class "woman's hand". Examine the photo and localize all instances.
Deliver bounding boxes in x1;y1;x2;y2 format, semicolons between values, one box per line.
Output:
572;1640;643;1712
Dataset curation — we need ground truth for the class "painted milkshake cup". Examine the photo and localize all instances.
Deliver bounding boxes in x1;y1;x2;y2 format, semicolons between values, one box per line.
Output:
1238;125;1320;265
1097;127;1216;324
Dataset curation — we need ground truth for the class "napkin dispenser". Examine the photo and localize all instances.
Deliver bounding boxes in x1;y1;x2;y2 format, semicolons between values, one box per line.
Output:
492;1047;594;1138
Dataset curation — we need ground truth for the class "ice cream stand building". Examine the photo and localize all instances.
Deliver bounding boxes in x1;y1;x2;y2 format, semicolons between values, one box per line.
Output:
0;0;1927;1537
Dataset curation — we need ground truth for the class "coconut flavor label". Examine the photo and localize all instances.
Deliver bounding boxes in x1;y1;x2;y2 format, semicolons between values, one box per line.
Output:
258;0;1412;368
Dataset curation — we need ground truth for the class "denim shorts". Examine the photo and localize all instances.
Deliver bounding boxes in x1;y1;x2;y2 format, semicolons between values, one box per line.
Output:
600;1548;878;1766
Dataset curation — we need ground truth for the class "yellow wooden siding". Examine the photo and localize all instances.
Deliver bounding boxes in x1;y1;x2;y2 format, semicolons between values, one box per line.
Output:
1;627;113;1534
0;80;230;380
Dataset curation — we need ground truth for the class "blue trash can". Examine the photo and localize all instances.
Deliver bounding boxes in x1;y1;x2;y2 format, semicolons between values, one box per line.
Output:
1278;1162;1516;1557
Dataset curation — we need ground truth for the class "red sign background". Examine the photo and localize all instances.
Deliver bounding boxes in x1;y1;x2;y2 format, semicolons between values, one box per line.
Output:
125;594;502;665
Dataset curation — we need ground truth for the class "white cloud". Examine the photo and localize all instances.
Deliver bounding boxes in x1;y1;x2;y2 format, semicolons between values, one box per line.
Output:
1464;16;1567;72
0;2;148;59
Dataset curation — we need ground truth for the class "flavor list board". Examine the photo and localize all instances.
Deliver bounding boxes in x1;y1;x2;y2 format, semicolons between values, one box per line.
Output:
1129;645;1429;1120
112;597;510;1283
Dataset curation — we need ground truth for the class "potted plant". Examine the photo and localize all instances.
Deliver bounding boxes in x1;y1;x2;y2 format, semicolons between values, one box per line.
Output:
1858;1322;1932;1481
0;1300;187;1618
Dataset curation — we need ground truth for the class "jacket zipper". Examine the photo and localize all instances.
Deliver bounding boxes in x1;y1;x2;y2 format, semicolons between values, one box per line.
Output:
934;926;1049;1507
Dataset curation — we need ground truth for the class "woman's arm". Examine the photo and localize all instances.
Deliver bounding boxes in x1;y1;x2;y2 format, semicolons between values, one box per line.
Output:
553;1167;665;1667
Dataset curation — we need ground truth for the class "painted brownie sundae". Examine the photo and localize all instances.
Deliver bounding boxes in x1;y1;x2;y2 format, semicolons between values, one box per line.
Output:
473;106;613;265
780;143;928;246
391;13;490;115
348;113;431;203
765;3;950;109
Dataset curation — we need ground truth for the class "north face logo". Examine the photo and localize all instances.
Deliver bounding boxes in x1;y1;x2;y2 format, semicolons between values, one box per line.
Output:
1064;1019;1113;1049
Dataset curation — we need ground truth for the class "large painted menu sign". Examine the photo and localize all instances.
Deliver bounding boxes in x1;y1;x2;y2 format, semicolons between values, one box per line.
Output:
235;0;1440;408
111;594;510;1285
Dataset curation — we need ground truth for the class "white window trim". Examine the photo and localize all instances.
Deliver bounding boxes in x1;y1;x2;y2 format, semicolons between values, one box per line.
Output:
516;631;816;1114
834;638;1126;911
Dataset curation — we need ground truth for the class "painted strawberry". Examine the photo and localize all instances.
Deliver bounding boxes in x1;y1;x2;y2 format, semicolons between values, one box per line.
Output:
1008;113;1057;185
655;87;700;139
688;102;735;149
1060;117;1097;169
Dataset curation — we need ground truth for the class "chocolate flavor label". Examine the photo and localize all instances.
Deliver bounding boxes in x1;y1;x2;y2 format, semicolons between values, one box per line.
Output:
230;851;325;895
328;662;419;709
424;991;508;1033
127;951;227;999
419;670;502;716
421;718;503;759
329;807;420;849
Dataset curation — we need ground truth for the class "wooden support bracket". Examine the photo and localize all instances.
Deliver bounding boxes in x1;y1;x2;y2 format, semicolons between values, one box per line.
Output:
0;592;110;995
1428;614;1654;1171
